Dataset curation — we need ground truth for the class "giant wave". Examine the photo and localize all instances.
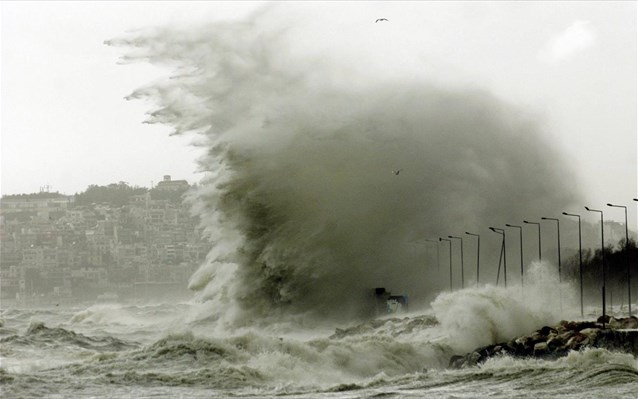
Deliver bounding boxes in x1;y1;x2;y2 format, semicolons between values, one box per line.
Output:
107;3;580;328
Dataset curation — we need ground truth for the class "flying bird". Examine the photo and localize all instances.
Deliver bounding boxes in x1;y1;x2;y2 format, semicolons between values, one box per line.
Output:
376;18;389;23
392;169;402;175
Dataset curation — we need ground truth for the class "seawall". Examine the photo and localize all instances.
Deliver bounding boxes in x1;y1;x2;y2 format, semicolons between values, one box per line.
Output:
450;316;638;368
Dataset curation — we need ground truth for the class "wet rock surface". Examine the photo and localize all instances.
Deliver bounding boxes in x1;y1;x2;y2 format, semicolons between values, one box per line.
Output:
449;316;638;369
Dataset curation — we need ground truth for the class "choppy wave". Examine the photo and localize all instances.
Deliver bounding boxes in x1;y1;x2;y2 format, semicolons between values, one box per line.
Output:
1;321;136;352
45;320;450;391
460;349;638;397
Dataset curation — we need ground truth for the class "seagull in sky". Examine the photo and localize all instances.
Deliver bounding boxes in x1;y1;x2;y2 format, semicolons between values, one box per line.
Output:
392;169;403;175
376;18;389;23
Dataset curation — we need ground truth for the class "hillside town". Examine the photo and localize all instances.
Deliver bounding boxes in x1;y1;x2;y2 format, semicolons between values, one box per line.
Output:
0;176;211;306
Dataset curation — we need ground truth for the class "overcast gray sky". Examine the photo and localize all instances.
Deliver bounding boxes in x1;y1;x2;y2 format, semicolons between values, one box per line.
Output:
1;1;636;223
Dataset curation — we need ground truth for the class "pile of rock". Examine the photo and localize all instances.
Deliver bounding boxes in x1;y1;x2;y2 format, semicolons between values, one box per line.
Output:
449;316;638;369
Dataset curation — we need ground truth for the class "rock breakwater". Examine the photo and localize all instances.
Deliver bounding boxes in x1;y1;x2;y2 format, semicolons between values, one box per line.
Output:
450;316;638;368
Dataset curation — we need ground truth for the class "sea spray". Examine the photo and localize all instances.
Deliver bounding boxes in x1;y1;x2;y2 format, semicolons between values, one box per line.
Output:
109;3;581;326
432;262;579;354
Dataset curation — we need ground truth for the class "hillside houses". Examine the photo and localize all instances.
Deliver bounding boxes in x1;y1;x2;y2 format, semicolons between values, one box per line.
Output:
0;178;210;305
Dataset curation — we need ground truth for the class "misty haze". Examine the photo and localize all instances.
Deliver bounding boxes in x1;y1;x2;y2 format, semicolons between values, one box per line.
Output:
1;2;636;398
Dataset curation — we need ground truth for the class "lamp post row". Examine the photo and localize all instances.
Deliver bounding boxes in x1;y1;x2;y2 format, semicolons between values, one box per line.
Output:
425;199;636;319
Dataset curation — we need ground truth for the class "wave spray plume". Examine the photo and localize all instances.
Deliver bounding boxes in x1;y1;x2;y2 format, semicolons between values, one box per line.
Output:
108;5;580;327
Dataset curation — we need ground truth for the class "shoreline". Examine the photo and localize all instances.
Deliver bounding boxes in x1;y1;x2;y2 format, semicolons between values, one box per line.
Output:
449;315;638;368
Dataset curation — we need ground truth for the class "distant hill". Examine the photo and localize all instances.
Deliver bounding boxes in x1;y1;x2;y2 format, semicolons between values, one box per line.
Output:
73;182;149;207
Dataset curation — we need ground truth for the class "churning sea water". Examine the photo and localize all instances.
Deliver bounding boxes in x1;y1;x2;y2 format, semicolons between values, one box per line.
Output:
2;293;636;399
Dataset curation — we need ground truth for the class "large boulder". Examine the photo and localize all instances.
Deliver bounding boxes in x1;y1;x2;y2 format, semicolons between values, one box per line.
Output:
533;342;549;356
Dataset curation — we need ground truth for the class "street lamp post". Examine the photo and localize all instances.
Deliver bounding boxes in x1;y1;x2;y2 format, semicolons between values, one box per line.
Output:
541;217;562;284
425;239;440;275
490;227;507;288
466;232;480;288
585;206;606;327
542;217;563;313
449;235;465;289
607;203;631;317
440;238;453;290
524;220;542;263
563;212;584;318
505;224;524;289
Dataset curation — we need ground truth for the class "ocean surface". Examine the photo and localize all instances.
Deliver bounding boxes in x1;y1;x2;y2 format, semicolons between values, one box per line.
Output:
2;293;637;399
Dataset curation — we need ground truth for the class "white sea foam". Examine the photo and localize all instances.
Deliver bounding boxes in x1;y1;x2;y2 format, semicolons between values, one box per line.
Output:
431;261;581;353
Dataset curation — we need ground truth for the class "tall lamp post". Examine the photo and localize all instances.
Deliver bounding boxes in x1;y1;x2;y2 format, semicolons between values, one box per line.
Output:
607;203;631;316
449;236;465;289
505;224;524;289
542;217;562;313
541;217;562;284
524;220;542;263
466;232;480;288
490;227;507;288
563;212;584;318
585;206;606;327
440;237;453;290
425;239;440;275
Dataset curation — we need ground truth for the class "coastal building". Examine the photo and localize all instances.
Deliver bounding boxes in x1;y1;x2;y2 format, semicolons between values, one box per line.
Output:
155;175;190;192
